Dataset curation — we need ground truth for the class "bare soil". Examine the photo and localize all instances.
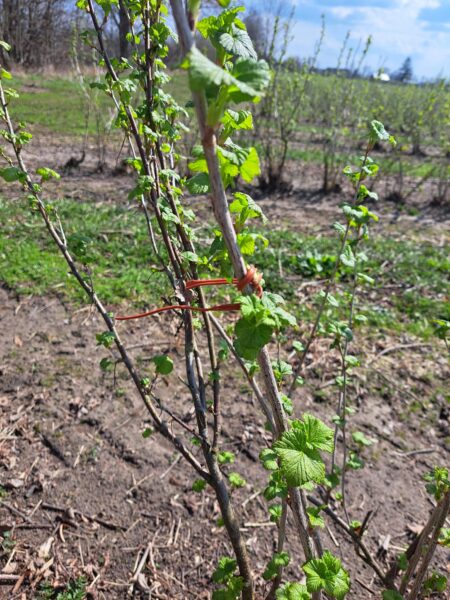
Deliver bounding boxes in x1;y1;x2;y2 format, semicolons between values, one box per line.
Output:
1;136;449;599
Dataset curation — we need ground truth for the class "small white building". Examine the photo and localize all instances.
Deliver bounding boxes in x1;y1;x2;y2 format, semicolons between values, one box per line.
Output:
373;72;391;82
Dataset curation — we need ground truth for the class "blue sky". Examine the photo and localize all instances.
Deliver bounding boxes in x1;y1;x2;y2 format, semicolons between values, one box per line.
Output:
244;0;450;80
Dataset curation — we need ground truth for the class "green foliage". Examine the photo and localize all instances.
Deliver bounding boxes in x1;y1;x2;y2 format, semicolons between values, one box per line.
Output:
228;472;246;488
96;331;115;349
212;557;243;600
424;466;450;502
37;577;87;600
262;551;290;581
218;451;235;465
303;551;350;599
152;355;174;375
438;527;450;547
192;479;207;493
423;572;447;594
306;505;326;529
276;583;311;600
351;431;373;447
274;414;334;487
382;592;404;600
234;294;296;360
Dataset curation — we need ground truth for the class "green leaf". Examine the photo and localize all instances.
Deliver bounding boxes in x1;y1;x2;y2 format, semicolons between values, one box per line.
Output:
239;147;260;182
306;506;325;529
0;166;26;183
340;244;356;268
218;451;235;465
185;48;267;102
423;572;447;593
263;551;290;580
229;192;266;224
439;527;450;548
276;583;311;600
274;415;333;487
142;428;153;439
382;591;404;600
153;355;174;375
192;479;206;493
186;172;210;194
96;331;116;348
99;357;113;371
212;557;237;584
259;448;279;471
228;472;246;488
234;317;273;360
0;40;11;52
268;503;283;522
36;167;60;181
303;551;350;599
219;25;257;60
352;431;373;446
369;120;396;147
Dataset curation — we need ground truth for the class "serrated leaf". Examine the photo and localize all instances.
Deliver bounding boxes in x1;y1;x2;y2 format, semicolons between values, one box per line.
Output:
186;48;267;103
276;582;311;600
263;551;290;581
260;448;279;471
274;415;333;487
303;551;350;599
212;557;236;584
186;172;210;194
219;25;257;60
228;472;246;488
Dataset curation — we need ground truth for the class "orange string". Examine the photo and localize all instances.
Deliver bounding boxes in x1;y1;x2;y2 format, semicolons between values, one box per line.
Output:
115;266;262;322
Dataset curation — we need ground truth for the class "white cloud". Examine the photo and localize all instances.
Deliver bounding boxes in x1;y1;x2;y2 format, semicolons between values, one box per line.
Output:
289;0;450;77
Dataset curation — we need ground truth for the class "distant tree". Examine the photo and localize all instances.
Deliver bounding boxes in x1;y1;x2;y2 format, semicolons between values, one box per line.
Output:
244;9;268;59
393;56;413;82
111;0;131;59
0;0;72;67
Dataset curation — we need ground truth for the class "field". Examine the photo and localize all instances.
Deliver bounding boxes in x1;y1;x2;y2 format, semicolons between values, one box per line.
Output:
0;61;449;600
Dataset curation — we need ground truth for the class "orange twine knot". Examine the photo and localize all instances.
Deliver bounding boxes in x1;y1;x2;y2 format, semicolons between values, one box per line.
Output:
115;266;263;322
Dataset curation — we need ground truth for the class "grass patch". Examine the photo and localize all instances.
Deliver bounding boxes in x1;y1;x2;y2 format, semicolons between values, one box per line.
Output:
8;71;190;137
0;197;168;306
258;229;449;338
1;197;447;339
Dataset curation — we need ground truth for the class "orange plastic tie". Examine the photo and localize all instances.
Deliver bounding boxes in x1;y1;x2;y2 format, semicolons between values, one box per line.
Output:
115;267;263;322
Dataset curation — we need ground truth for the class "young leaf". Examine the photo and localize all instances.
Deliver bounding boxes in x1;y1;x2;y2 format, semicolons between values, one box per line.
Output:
303;551;350;599
212;557;237;583
228;472;246;488
259;448;279;471
153;355;174;375
263;551;290;581
192;479;206;493
352;431;373;447
219;26;257;60
276;583;311;600
274;415;334;487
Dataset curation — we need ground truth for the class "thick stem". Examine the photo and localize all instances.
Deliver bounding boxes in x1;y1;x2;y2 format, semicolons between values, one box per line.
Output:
170;0;319;566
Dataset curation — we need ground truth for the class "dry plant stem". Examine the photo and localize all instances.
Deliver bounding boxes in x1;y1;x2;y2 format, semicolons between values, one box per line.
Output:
170;0;319;568
86;5;257;598
0;86;208;483
209;315;275;431
401;491;450;598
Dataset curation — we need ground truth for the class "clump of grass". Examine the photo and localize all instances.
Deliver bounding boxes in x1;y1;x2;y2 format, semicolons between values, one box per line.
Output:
0;198;168;306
